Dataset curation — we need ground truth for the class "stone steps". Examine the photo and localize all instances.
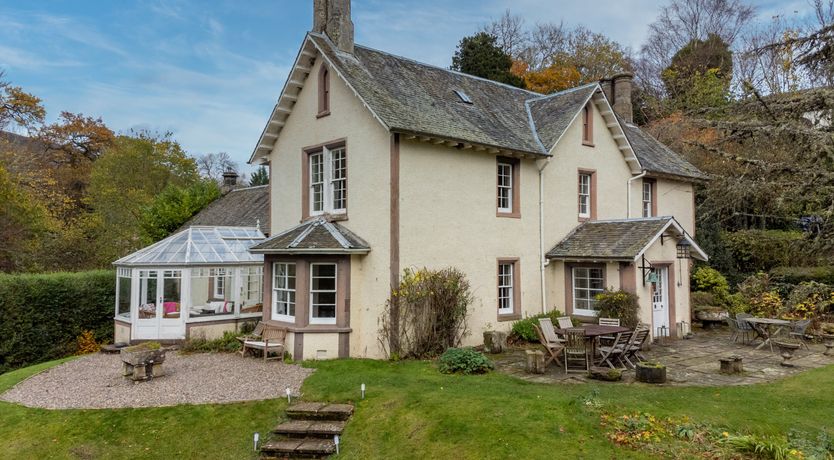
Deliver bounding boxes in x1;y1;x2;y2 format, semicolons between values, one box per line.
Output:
285;402;354;421
260;402;353;459
273;420;346;438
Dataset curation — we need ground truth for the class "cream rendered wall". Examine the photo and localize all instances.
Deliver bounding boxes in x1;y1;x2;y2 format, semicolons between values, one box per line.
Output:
303;333;340;360
188;322;237;340
114;322;130;343
543;102;634;247
633;238;691;337
398;141;542;344
266;52;392;359
656;179;696;235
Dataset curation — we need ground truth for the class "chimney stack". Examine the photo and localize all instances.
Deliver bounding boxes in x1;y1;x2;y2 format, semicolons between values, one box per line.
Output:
612;73;634;123
313;0;354;54
222;168;239;194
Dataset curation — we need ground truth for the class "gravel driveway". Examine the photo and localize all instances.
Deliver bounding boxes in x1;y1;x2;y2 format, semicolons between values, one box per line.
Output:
1;351;314;409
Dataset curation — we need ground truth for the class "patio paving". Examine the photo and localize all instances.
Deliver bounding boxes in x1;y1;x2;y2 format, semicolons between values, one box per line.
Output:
494;327;834;386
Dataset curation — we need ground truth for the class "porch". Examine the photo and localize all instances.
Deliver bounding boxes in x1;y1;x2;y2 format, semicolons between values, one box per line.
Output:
494;327;833;386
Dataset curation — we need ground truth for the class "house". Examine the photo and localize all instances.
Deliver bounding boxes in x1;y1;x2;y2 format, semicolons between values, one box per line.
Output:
111;180;270;342
244;0;708;360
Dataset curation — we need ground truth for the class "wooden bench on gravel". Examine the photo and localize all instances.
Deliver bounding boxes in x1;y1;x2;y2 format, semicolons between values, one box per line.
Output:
239;323;287;362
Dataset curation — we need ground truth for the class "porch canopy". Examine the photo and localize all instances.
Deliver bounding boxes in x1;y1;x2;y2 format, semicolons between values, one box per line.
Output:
546;216;707;263
112;226;266;340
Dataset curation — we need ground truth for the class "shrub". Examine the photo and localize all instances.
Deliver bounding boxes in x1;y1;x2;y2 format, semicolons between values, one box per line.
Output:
770;266;834;286
438;347;493;374
0;270;115;373
379;267;471;359
692;266;729;295
723;229;808;273
783;282;834;324
510;309;565;342
76;330;101;354
181;331;242;353
738;273;785;318
595;290;640;328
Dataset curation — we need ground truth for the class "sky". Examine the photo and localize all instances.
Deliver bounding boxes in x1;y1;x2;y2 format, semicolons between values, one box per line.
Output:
0;0;815;173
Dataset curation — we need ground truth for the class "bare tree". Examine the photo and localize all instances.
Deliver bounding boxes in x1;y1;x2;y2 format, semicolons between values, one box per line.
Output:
482;9;528;60
196;152;237;183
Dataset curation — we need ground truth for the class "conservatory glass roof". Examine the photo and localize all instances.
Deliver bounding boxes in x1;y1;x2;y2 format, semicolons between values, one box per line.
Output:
113;226;265;267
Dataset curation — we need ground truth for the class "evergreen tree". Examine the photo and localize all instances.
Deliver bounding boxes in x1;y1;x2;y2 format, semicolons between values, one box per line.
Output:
451;32;524;88
249;165;269;186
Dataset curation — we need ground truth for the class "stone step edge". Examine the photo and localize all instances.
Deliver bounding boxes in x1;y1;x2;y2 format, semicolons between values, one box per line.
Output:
273;420;346;437
260;438;336;456
285;402;354;421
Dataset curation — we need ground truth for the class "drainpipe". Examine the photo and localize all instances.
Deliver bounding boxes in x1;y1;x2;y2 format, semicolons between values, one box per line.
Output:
626;170;647;218
537;157;552;314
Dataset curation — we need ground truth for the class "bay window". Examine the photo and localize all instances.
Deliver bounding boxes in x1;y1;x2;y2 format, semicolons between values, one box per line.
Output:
310;263;337;324
272;262;296;322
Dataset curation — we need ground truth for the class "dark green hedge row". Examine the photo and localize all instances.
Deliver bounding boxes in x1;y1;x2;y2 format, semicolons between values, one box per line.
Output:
0;270;115;373
770;266;834;286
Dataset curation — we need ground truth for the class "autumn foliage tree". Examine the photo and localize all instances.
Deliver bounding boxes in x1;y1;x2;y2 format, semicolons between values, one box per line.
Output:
40;112;115;164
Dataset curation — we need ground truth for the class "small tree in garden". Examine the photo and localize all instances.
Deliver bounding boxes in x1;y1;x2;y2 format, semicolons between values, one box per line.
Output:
595;289;640;328
379;267;472;359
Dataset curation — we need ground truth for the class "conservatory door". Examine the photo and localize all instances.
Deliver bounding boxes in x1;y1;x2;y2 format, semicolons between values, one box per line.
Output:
134;270;185;340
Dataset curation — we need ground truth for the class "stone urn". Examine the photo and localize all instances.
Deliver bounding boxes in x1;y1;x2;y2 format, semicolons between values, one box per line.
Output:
635;362;667;384
694;308;729;329
772;340;802;367
821;334;834;357
121;343;166;381
483;330;508;354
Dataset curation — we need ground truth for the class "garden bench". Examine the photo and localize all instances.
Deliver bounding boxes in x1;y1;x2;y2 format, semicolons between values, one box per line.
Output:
241;325;287;362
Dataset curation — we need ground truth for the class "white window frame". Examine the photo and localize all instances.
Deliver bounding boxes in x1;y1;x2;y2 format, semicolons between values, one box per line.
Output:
578;173;591;218
572;267;604;316
498;262;514;315
497;161;513;213
309;145;346;216
272;263;296;322
115;268;132;320
212;268;225;299
642;181;653;218
309;263;338;325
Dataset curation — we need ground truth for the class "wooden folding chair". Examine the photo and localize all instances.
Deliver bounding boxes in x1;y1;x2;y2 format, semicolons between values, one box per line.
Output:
534;324;564;367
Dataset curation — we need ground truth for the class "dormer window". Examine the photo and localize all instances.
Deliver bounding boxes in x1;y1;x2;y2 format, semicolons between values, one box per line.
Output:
318;65;330;117
454;89;473;104
582;103;593;146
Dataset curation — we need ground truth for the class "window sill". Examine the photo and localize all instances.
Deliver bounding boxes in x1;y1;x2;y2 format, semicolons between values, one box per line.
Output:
496;210;521;219
316;110;331;119
497;312;522;322
578;216;591;222
582;141;595;147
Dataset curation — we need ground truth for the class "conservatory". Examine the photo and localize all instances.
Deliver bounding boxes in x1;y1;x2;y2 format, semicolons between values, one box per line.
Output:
112;226;265;342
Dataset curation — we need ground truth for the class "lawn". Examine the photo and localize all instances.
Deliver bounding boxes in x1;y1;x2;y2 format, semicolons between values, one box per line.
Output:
1;356;833;459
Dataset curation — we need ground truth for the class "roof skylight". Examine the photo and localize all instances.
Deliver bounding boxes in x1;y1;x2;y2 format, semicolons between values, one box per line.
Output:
453;89;473;104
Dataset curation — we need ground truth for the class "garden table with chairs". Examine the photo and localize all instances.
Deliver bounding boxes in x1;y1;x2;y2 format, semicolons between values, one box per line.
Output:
740;317;792;351
554;324;630;364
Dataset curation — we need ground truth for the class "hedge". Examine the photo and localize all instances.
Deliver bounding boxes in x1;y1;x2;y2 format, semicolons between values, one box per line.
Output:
0;270;115;373
770;266;834;286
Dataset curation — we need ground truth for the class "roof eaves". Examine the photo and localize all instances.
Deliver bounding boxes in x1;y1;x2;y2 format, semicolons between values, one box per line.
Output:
391;128;549;157
534;84;599;153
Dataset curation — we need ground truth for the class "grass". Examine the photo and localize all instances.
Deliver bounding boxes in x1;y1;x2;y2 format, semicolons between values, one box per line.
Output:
1;356;833;459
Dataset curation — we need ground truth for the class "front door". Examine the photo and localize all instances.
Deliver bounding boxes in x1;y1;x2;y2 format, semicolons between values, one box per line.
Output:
652;267;670;338
134;269;185;340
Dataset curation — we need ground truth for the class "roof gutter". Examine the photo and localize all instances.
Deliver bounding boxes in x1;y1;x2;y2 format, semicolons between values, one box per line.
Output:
626;170;647;218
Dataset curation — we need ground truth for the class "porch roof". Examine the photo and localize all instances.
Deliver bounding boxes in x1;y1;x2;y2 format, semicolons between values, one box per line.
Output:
113;226;265;267
248;217;371;255
546;216;707;262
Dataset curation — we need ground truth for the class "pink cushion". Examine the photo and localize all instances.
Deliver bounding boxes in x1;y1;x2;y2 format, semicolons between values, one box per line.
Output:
163;302;179;314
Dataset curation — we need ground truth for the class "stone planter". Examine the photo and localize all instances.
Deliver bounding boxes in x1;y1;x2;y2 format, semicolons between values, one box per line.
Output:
635;362;667;384
772;341;801;367
483;331;507;354
121;346;166;381
821;334;834;357
719;355;743;374
525;350;545;374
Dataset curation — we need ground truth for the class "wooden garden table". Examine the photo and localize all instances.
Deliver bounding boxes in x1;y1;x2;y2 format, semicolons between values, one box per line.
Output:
742;317;791;352
554;325;631;363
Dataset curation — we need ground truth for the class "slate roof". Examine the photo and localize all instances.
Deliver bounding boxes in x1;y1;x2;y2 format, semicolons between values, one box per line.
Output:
310;34;548;155
622;122;707;181
180;185;270;235
254;33;706;181
528;84;598;149
249;217;370;254
546;217;675;261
